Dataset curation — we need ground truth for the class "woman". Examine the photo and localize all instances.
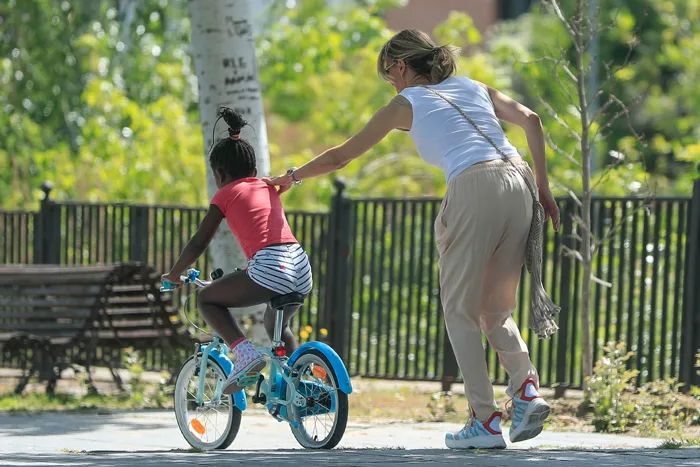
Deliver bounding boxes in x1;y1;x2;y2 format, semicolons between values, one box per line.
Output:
266;29;560;449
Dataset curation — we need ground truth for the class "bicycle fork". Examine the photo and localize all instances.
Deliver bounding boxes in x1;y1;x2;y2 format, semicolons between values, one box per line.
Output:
195;339;226;405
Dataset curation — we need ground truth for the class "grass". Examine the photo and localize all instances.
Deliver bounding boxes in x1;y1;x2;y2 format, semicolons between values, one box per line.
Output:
657;437;700;449
0;391;169;413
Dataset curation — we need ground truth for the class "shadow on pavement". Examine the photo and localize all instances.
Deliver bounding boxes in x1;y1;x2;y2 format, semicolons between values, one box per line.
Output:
1;448;698;467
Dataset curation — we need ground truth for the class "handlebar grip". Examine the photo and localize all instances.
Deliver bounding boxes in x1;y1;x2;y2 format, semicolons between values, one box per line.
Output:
211;268;224;280
160;280;177;292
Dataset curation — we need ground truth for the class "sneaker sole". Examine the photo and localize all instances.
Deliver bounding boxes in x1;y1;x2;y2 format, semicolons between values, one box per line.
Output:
509;399;550;443
223;359;266;395
445;435;506;450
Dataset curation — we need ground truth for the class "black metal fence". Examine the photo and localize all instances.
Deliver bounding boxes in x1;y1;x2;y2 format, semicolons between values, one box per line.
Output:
2;179;699;389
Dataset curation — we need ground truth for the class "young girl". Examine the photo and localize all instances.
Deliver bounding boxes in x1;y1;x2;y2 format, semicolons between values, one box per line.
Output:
162;107;312;394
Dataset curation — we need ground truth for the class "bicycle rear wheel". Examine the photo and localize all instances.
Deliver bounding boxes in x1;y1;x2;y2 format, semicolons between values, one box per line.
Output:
174;355;241;450
288;349;348;449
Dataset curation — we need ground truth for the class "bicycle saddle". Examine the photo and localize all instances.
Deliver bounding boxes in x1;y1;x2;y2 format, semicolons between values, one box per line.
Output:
270;292;305;309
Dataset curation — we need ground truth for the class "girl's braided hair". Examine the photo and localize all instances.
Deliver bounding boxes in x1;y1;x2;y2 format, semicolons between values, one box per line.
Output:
209;107;256;180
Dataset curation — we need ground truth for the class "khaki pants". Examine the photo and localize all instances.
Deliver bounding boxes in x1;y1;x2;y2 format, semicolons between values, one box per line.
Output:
435;157;538;421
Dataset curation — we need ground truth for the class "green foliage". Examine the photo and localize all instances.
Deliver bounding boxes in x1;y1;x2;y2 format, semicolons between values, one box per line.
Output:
586;342;639;432
2;0;697;210
122;348;173;408
635;379;700;432
658;437;700;449
0;0;205;209
586;342;700;434
489;0;700;196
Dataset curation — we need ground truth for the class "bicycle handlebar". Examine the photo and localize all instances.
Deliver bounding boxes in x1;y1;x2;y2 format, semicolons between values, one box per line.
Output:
160;268;212;292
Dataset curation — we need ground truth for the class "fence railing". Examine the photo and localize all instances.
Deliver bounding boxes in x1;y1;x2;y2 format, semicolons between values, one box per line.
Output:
2;179;699;389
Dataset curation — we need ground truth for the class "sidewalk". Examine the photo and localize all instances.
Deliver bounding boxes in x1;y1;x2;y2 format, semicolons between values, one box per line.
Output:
0;410;697;466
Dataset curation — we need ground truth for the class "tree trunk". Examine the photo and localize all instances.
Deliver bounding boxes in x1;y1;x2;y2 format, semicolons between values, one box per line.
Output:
189;0;271;341
573;0;594;394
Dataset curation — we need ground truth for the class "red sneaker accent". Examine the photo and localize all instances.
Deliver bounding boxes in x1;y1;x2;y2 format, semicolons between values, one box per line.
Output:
518;377;540;402
483;411;503;435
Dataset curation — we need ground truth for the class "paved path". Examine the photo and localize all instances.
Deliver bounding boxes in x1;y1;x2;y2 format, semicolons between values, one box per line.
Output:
0;410;697;466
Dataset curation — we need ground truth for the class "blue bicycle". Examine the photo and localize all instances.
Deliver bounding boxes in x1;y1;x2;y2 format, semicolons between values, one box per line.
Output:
162;269;352;450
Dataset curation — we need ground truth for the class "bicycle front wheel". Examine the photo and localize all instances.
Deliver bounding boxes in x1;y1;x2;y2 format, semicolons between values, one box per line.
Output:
173;355;241;450
288;349;348;449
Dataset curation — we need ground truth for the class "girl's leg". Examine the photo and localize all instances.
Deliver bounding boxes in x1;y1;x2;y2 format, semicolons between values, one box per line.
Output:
263;304;300;353
197;269;278;345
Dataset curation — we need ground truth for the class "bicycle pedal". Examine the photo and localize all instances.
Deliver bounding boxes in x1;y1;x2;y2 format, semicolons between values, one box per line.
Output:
238;375;258;387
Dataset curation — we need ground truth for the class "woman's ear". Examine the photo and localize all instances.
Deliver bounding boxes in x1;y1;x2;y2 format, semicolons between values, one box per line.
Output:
397;58;407;75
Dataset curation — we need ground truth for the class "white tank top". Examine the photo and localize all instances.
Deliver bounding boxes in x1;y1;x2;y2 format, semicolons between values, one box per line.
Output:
399;76;520;182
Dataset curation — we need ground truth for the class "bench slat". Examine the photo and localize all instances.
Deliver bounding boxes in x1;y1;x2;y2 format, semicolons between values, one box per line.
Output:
102;307;160;316
0;309;93;319
7;322;88;331
105;296;157;305
0;275;111;286
0;298;97;308
110;284;150;293
95;328;177;339
18;285;104;296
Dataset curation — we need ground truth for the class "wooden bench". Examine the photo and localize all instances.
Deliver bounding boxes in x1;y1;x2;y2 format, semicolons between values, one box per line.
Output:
0;263;194;393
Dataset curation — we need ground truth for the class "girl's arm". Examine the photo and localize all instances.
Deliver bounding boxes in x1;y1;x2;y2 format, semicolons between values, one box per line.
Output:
162;204;224;282
266;95;412;192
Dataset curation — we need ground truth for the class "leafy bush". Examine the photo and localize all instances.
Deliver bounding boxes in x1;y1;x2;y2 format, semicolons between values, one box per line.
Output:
122;348;173;408
587;342;700;434
586;342;639;432
636;379;697;432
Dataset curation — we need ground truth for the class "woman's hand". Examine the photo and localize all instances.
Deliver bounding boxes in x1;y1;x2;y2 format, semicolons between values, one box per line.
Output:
263;174;293;194
161;272;182;287
538;185;560;231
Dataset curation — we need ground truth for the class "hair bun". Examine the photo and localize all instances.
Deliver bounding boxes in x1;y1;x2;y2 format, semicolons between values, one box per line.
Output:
218;107;247;136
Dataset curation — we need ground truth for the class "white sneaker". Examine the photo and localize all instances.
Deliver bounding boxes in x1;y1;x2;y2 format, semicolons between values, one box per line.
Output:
223;340;266;395
445;412;507;449
507;378;550;443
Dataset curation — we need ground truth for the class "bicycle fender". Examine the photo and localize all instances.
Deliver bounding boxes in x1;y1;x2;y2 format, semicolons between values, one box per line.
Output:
288;342;352;394
206;347;248;411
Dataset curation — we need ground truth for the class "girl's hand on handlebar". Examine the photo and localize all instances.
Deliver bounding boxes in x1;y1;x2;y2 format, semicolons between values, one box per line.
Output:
161;272;182;287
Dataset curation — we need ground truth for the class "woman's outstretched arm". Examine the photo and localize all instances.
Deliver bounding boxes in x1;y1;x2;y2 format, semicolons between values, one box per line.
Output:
265;96;412;192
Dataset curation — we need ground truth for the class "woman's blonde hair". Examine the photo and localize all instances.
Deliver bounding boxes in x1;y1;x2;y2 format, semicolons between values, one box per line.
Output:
377;29;458;83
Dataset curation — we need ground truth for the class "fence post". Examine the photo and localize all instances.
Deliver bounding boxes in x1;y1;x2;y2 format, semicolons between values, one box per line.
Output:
680;174;700;388
32;181;61;264
554;198;574;397
128;205;149;263
324;179;352;362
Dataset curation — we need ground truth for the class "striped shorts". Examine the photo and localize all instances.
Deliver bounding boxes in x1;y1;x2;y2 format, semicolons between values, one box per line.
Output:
246;244;313;296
